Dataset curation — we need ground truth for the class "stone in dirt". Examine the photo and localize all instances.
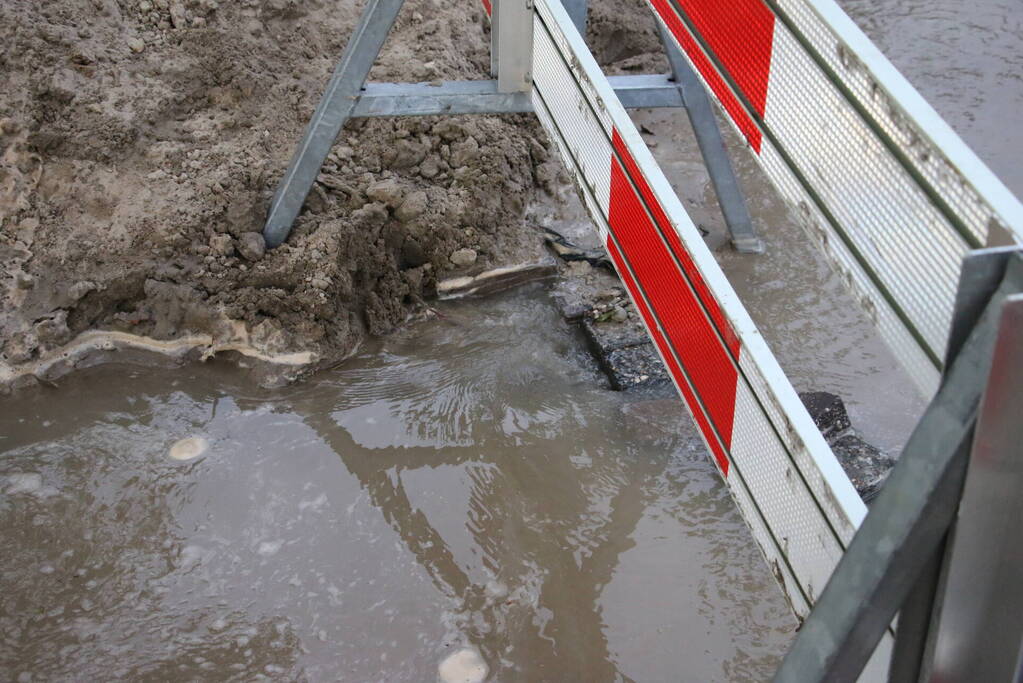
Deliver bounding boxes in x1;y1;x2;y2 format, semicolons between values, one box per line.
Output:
210;234;235;257
365;179;406;208
450;248;478;268
236;232;266;262
395;191;428;222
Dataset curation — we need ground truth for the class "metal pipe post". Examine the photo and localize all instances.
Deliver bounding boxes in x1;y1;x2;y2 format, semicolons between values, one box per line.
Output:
494;0;533;92
562;0;587;35
656;25;764;254
262;0;407;248
926;291;1023;681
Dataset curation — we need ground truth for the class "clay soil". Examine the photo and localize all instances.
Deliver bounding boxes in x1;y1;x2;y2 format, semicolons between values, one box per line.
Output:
0;0;665;389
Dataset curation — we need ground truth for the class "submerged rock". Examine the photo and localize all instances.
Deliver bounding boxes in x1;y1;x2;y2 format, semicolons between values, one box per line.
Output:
798;391;851;440
830;434;896;503
168;436;208;461
799;391;895;502
438;648;488;683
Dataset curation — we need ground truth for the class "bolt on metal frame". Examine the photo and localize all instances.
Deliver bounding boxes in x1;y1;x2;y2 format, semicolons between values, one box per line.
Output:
262;0;763;252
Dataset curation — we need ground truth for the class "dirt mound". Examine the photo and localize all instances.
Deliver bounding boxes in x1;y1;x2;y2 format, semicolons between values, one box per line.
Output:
0;0;664;389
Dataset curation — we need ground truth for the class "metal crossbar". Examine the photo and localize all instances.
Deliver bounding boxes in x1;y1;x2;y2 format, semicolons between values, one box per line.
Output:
349;76;685;117
261;0;761;251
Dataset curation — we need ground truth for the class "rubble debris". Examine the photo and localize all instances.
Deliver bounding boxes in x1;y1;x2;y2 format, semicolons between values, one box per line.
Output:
799;391;896;502
543;228;612;269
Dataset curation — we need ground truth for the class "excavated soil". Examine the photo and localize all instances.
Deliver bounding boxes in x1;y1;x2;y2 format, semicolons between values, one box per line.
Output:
0;0;665;389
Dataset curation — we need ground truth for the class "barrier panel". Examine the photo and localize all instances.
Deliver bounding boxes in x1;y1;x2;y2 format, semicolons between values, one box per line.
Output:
646;0;1023;396
532;0;867;621
266;0;1023;675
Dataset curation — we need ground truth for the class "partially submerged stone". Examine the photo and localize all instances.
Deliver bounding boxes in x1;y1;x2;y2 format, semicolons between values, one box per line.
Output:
798;391;851;440
168;436;208;461
438;648;488;683
799;391;895;502
830;434;896;503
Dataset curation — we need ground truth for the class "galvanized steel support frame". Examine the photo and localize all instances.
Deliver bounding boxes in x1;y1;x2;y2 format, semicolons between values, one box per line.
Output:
656;25;764;254
263;0;406;248
262;0;759;254
773;246;1023;682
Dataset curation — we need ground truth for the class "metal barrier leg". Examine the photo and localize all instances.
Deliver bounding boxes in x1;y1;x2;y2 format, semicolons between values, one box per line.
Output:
925;290;1023;680
773;247;1023;682
656;25;764;254
562;0;587;35
262;0;407;248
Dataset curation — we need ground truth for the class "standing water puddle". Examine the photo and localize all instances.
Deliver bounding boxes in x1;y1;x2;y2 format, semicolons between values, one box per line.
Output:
0;286;794;681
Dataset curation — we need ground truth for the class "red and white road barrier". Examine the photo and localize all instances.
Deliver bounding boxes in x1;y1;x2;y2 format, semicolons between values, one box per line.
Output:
531;0;870;620
529;2;897;673
647;0;1023;396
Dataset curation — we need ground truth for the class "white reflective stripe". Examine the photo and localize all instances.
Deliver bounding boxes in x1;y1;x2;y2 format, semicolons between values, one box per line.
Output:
647;0;1021;398
776;0;1023;244
530;15;613;213
761;19;962;360
758;136;941;394
531;0;866;619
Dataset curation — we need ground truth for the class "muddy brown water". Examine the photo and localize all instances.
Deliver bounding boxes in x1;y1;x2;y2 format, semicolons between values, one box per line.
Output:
2;2;1020;682
0;287;794;681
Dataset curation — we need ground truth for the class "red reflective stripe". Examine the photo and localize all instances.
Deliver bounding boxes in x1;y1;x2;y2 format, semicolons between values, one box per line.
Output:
481;0;491;17
606;239;730;475
606;152;739;473
648;0;774;152
611;130;741;355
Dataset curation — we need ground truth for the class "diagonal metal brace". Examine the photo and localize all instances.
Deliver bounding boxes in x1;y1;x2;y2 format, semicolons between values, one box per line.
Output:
263;0;407;248
657;25;764;254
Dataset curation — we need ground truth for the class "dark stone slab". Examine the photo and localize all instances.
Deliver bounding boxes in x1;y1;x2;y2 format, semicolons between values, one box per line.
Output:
580;318;649;353
799;391;852;442
830;434;896;503
601;344;672;393
799;391;895;501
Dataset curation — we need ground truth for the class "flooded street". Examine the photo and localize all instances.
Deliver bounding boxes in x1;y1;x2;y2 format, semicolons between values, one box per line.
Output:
840;0;1023;197
1;1;1020;682
0;288;794;681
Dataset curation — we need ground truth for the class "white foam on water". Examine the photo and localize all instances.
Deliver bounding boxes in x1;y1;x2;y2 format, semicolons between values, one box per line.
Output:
257;539;283;556
168;436;208;461
4;472;43;494
438;648;488;683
